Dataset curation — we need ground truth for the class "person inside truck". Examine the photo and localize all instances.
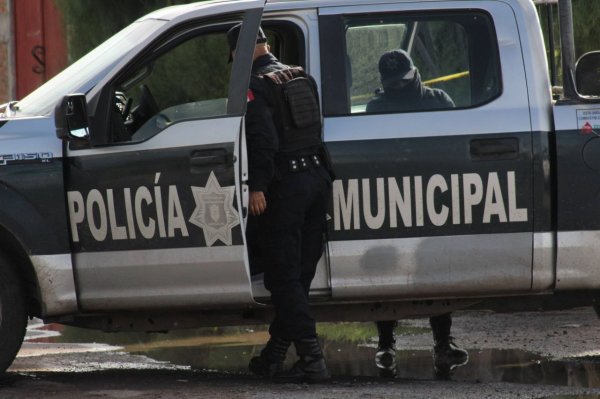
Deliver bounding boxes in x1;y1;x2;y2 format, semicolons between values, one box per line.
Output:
367;49;467;378
366;49;455;113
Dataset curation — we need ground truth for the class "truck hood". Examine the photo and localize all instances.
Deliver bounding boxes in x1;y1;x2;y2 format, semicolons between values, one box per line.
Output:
0;116;63;158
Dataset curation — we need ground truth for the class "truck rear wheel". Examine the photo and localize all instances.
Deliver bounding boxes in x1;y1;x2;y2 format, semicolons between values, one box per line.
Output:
0;257;27;373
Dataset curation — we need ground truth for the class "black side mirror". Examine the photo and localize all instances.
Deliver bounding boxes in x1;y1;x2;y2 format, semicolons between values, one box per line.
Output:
576;51;600;96
55;94;90;141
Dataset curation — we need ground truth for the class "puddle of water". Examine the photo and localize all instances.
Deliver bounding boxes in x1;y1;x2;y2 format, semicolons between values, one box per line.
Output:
17;342;121;358
543;396;600;399
25;322;600;388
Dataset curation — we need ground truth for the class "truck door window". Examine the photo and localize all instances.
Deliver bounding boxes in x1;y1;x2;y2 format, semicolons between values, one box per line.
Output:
110;28;234;143
321;11;501;116
260;21;305;68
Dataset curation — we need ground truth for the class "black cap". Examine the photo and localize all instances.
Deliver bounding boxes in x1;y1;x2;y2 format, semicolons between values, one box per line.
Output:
227;23;267;63
378;49;416;86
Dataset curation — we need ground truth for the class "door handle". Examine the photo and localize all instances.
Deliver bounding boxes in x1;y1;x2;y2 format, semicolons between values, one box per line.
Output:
470;138;519;161
191;154;225;166
190;149;234;172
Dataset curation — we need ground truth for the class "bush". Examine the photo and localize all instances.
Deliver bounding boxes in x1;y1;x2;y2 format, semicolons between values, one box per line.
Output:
55;0;200;63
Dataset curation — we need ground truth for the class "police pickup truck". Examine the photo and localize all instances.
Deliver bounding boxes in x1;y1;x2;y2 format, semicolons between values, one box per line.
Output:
0;0;598;373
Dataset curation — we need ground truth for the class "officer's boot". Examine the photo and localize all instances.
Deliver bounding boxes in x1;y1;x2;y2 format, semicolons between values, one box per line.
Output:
375;320;397;378
433;335;468;367
274;337;330;382
248;336;291;377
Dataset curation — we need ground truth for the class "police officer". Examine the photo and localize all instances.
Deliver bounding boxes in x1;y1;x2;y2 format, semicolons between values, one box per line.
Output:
367;50;467;377
227;24;333;381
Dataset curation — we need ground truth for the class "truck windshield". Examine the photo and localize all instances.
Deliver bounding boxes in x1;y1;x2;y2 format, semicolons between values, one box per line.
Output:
16;19;166;117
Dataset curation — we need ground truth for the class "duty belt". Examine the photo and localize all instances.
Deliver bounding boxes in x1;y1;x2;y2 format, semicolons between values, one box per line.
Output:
286;154;322;173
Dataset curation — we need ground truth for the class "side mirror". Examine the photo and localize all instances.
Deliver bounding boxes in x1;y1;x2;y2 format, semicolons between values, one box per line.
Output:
576;51;600;96
55;94;90;141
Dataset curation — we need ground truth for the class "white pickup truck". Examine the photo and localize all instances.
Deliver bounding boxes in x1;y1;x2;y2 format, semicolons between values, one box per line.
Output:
0;0;599;373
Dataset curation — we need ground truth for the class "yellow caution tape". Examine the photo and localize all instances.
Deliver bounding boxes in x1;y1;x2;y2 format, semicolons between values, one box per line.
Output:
423;71;470;85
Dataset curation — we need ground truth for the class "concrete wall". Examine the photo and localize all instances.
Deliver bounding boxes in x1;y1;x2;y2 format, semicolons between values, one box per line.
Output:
0;0;14;104
13;0;67;99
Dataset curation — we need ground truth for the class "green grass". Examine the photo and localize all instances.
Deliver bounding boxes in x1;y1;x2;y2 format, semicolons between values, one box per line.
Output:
52;321;430;347
317;322;430;343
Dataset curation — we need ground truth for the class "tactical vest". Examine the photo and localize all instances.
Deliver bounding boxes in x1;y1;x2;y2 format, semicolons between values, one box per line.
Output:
259;66;323;153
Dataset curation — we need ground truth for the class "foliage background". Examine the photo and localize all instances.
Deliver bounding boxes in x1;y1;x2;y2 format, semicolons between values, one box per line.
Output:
536;1;600;86
55;0;600;89
55;0;200;63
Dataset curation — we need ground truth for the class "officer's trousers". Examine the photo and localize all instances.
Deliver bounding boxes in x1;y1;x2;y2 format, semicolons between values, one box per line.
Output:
377;313;453;347
261;166;331;340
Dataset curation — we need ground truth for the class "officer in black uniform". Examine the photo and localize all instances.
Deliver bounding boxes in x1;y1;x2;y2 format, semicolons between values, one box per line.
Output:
227;24;333;381
367;50;467;378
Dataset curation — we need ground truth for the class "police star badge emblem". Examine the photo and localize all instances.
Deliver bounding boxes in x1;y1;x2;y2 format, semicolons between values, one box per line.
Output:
189;171;240;246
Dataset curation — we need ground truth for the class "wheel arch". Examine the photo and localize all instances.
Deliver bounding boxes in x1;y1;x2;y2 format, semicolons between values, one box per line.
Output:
0;226;42;317
0;179;75;318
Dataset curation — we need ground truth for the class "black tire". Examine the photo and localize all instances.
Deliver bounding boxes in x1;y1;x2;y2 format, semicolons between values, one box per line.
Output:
0;256;27;374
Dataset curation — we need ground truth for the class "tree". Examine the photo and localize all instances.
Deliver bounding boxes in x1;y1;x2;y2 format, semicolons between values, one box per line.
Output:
536;0;600;86
55;0;199;63
572;0;600;57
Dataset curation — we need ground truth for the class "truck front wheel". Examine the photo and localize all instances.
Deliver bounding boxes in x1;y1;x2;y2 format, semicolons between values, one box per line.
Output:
0;257;27;373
